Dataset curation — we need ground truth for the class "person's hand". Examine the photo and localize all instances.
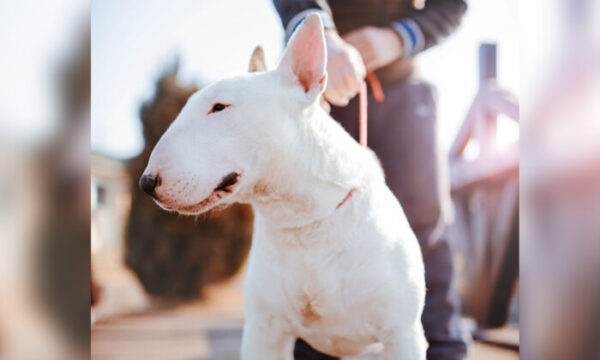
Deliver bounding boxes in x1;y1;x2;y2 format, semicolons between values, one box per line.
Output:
319;95;331;113
324;29;366;106
343;26;403;72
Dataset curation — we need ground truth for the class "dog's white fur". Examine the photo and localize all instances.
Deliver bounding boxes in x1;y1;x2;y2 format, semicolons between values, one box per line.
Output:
143;14;427;359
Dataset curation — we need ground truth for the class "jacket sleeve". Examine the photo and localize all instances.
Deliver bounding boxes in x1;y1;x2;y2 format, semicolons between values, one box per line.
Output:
273;0;336;38
390;0;467;57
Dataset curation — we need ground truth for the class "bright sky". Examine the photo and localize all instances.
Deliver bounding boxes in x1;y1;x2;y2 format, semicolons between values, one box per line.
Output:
91;0;518;159
0;0;88;145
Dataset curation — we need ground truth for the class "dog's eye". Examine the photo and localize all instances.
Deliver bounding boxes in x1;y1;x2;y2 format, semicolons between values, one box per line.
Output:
209;103;229;114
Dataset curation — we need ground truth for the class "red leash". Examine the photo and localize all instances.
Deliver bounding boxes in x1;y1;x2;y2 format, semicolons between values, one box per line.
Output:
336;72;385;210
359;71;385;147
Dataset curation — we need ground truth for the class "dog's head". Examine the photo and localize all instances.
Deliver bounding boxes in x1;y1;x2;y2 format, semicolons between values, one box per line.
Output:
140;14;327;215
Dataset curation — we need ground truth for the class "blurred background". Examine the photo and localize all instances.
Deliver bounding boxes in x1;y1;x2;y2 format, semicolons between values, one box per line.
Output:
0;0;598;359
0;0;90;359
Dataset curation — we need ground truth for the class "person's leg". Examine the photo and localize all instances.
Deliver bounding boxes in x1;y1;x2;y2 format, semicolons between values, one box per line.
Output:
331;79;467;360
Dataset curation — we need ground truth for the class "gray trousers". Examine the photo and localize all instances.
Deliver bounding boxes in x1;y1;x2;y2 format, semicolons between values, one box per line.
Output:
294;79;467;360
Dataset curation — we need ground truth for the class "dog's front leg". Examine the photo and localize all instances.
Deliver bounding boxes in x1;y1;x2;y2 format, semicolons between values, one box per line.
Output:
241;319;295;360
381;325;428;360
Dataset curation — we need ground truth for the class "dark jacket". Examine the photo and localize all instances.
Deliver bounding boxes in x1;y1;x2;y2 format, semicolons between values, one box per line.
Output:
273;0;467;84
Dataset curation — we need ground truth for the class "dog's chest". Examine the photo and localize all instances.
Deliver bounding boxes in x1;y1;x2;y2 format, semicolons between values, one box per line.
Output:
249;219;384;353
281;243;382;355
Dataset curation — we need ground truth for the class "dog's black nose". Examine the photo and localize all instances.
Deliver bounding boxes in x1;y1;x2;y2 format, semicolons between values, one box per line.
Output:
139;174;160;197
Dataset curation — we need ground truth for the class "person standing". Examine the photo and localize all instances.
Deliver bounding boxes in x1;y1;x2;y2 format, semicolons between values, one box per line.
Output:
273;1;468;359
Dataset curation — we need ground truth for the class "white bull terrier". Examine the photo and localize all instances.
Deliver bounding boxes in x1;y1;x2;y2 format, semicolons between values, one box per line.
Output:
140;13;427;360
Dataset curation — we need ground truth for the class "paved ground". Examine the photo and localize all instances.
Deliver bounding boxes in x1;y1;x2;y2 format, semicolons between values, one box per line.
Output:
92;249;518;360
92;308;518;360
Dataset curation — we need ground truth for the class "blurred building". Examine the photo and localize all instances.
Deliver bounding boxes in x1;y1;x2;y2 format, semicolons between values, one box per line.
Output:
91;152;131;252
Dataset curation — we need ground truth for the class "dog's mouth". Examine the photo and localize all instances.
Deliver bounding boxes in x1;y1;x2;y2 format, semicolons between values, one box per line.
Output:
156;172;241;215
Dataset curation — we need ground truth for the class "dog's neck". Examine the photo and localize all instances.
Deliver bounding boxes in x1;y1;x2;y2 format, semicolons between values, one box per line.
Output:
243;104;378;229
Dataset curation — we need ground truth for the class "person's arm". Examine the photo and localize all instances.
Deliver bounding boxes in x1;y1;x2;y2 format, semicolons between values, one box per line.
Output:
390;0;467;57
273;0;336;40
343;0;467;71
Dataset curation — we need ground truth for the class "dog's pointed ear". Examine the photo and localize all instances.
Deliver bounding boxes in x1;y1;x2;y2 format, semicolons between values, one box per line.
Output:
249;46;267;73
277;13;327;99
